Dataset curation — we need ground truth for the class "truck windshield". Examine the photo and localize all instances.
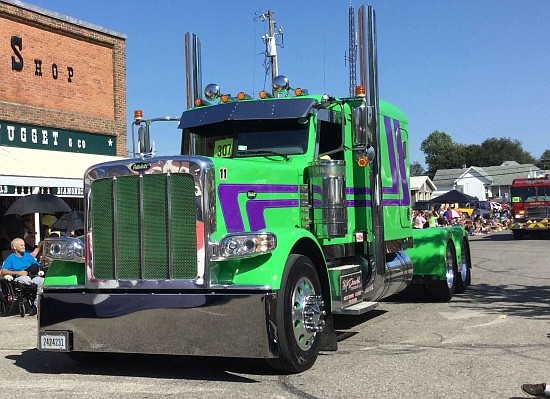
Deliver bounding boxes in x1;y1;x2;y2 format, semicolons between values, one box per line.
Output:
184;118;309;158
510;186;550;202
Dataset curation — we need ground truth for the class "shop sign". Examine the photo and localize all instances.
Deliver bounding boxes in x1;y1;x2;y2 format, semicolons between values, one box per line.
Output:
0;185;15;194
0;120;116;155
53;187;84;196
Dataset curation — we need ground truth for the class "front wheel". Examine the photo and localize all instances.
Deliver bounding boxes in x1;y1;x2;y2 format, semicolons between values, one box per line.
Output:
268;254;325;374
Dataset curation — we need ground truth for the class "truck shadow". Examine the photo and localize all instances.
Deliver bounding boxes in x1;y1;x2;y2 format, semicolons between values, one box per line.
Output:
6;349;279;380
452;282;550;319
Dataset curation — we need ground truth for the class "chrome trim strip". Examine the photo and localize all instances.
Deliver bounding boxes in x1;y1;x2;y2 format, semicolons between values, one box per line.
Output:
112;176;119;279
209;284;273;290
166;172;173;279
138;174;145;279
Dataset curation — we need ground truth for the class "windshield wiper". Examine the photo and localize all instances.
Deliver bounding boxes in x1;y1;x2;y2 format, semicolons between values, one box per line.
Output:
237;150;289;161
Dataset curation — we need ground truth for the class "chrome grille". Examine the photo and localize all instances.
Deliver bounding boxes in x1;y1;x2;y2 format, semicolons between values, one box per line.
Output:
90;173;198;280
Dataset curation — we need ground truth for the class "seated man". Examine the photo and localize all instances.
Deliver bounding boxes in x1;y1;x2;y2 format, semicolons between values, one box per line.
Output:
1;237;44;316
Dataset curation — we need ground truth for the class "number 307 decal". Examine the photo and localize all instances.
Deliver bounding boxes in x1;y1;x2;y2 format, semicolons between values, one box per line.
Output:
214;138;233;158
219;168;227;180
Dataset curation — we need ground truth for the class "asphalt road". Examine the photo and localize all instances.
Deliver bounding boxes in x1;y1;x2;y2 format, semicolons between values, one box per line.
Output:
1;230;549;398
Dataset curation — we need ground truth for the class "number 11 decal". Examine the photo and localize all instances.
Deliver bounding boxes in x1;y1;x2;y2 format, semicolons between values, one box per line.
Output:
219;168;227;180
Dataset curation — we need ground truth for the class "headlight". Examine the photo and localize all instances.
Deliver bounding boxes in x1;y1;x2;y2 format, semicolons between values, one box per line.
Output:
215;233;276;259
43;237;85;263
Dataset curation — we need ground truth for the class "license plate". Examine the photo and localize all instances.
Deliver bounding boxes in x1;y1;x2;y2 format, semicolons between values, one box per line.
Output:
39;331;70;351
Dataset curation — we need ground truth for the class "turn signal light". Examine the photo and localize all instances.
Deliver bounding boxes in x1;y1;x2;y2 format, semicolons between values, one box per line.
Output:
357;156;369;167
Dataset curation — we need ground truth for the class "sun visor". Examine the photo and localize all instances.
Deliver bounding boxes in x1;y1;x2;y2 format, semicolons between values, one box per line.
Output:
178;98;316;129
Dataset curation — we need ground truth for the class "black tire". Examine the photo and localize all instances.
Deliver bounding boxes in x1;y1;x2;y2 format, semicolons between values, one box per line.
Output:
512;230;524;240
0;281;16;317
430;241;457;302
268;254;325;374
455;238;471;294
66;351;113;364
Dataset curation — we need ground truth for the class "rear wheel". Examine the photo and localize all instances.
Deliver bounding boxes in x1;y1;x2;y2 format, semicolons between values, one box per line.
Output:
268;254;325;374
430;241;457;302
455;238;471;294
0;281;16;317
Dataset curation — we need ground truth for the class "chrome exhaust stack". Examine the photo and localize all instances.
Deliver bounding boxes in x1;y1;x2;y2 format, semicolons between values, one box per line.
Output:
358;5;386;300
185;32;202;110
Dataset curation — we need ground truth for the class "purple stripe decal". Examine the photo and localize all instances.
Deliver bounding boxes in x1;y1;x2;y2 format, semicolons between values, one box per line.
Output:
347;200;372;207
347;187;370;195
394;119;411;206
382;116;400;195
218;184;298;232
312;185;323;195
246;200;299;231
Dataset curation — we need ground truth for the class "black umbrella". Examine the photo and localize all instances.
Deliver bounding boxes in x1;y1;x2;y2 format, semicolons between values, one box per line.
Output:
4;194;71;216
51;210;84;232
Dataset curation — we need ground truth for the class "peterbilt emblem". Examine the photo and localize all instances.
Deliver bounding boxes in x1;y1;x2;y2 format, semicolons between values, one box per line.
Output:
247;190;257;199
130;162;151;172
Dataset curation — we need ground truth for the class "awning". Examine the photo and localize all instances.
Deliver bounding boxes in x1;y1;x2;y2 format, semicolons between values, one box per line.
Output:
0;146;124;196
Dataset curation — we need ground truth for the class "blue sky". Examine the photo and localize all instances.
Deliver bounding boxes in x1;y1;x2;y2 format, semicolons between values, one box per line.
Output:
26;0;550;165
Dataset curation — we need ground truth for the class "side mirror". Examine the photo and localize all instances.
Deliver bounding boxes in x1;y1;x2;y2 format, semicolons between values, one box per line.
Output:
138;125;151;154
352;104;373;148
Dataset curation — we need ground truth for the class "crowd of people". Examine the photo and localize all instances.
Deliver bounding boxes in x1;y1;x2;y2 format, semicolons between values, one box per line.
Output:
412;204;510;236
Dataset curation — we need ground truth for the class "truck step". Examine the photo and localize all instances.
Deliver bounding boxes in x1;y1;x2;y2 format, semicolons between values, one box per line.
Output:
332;301;378;315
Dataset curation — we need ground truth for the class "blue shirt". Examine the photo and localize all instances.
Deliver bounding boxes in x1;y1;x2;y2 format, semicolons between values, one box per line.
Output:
2;252;38;272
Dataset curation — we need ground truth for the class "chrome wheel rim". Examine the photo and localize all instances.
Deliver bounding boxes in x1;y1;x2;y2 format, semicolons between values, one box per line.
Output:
460;241;468;282
291;276;317;351
445;245;455;289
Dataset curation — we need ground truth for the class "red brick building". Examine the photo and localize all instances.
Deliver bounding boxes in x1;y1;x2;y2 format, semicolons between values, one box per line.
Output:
0;0;127;242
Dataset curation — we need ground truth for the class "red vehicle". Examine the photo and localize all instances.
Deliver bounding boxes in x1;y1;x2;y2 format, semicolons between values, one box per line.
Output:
509;175;550;239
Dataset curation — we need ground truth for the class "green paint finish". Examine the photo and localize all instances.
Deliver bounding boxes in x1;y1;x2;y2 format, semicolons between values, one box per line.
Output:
407;227;460;279
0;120;116;155
43;260;85;286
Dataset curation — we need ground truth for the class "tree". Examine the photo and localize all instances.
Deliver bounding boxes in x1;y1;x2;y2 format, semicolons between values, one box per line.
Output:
476;137;535;166
420;131;465;176
410;162;426;176
462;144;483;168
538;149;550;170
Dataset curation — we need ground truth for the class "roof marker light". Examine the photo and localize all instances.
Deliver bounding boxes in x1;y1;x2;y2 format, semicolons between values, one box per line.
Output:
134;110;143;121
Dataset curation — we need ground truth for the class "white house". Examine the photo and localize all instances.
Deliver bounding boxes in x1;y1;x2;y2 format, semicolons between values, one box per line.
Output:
432;161;543;201
410;176;437;202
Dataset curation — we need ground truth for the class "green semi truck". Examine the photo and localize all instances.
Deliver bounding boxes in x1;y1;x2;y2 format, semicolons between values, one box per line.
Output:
37;5;471;373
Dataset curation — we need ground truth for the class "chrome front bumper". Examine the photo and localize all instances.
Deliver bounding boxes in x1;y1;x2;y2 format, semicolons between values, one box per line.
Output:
38;290;278;358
